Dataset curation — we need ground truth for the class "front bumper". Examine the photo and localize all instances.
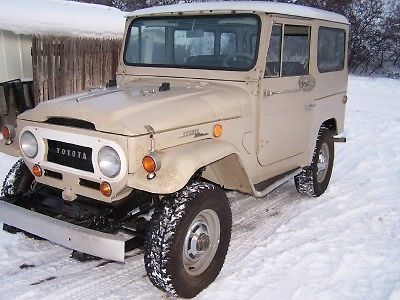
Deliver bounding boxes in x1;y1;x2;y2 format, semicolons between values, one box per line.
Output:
0;200;129;262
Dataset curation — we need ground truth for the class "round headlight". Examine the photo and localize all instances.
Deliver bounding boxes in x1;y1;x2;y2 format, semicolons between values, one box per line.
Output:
98;146;121;178
20;131;38;158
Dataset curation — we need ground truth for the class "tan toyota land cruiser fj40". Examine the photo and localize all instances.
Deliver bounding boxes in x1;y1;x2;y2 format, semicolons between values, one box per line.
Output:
0;2;349;298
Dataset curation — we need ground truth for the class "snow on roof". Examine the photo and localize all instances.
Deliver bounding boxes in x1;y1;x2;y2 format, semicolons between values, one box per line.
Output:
0;0;125;39
127;1;349;24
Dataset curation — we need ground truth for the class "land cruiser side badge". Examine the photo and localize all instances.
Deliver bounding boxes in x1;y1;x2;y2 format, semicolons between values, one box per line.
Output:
180;129;209;138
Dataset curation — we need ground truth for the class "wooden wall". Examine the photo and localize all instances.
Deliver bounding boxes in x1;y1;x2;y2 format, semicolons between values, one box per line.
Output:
32;36;122;104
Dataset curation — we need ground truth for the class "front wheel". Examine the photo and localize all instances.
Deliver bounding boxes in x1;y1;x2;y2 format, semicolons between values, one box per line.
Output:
295;126;334;197
1;159;35;234
144;181;232;298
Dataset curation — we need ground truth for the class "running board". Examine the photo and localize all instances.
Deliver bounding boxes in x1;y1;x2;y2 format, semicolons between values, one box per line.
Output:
254;168;302;198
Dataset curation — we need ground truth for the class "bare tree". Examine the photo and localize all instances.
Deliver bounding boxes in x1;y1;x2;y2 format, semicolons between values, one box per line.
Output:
385;1;400;75
70;0;148;10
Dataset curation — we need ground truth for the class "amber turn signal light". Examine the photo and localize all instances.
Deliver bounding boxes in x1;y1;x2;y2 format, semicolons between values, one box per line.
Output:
32;164;42;177
142;155;157;173
213;124;223;138
100;182;112;197
2;126;10;139
2;125;16;144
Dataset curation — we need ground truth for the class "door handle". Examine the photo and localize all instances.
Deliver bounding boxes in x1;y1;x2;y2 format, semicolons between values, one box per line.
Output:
264;75;316;97
264;88;302;96
304;103;316;110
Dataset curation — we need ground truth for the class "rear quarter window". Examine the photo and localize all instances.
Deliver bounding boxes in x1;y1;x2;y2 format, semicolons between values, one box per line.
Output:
317;27;346;73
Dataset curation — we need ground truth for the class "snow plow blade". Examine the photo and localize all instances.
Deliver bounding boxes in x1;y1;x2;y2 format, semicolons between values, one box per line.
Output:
0;200;128;262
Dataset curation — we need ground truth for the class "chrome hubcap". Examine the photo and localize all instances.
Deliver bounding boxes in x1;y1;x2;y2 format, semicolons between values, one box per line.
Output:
317;143;329;183
183;209;220;276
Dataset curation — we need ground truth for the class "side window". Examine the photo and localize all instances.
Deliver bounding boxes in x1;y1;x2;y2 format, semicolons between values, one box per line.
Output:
265;25;282;76
318;27;346;73
220;32;237;55
265;24;310;77
282;25;310;76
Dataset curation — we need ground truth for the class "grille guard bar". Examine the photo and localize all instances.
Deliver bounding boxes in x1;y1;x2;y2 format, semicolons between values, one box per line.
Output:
0;199;129;262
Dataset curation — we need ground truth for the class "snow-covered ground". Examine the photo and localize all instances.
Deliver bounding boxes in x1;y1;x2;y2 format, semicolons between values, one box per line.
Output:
0;75;399;299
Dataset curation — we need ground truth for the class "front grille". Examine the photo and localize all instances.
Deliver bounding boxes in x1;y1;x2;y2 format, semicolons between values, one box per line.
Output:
47;140;94;172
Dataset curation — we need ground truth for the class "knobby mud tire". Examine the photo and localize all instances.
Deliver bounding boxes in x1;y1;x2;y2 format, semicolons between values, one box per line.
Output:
144;181;232;298
1;159;35;234
2;159;34;197
294;126;334;197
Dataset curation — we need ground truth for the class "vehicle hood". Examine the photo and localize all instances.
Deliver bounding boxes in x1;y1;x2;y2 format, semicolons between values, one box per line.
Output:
19;82;245;136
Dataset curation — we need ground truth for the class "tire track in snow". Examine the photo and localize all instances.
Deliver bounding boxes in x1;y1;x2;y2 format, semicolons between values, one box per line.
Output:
226;186;301;265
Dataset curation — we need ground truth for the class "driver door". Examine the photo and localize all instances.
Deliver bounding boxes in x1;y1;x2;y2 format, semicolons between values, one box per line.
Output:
257;20;315;167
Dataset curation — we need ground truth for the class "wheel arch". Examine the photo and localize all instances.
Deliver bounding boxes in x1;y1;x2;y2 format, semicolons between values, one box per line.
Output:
322;118;338;135
202;153;253;194
127;139;254;195
305;118;337;166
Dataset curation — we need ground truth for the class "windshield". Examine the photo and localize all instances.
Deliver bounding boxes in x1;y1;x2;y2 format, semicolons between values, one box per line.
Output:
124;14;260;71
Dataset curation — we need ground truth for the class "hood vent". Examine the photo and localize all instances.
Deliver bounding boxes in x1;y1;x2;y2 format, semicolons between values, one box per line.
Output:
45;118;96;130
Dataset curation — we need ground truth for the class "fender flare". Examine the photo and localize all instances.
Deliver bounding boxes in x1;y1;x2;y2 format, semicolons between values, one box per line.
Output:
127;139;253;195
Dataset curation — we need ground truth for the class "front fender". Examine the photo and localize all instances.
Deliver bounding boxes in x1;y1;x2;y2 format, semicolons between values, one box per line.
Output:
127;139;251;194
0;139;21;157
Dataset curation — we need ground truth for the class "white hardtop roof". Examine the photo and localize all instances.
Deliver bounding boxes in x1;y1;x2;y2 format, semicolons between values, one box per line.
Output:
0;0;125;39
127;1;349;24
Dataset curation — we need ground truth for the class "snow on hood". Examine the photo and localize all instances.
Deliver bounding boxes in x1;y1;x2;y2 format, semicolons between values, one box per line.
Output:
18;83;244;136
0;0;125;39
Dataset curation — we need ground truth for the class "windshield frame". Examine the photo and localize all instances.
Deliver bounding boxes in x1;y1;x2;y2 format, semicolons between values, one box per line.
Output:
122;14;261;72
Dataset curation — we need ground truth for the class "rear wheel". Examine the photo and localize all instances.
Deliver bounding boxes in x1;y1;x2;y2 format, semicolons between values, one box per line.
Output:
295;126;334;197
144;181;232;298
2;159;35;233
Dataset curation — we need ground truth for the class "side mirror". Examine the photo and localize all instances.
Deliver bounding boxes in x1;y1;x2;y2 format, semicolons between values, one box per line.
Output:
298;75;316;91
